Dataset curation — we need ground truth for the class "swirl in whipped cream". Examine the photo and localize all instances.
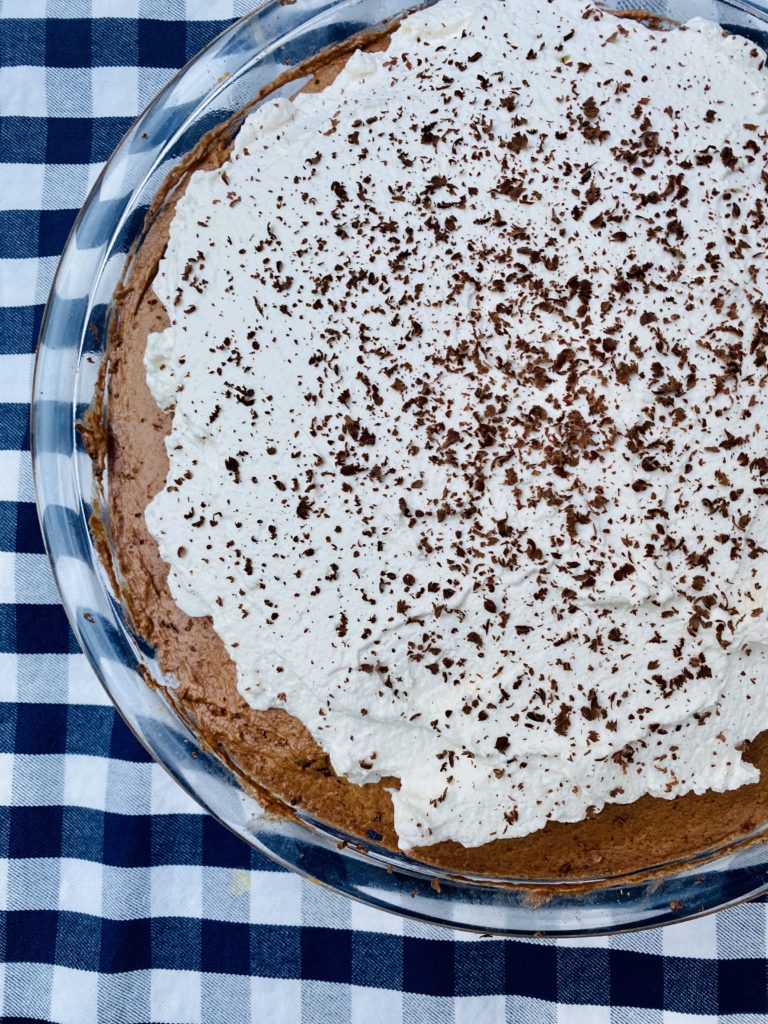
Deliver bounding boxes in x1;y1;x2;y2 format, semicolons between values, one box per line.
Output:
145;0;768;849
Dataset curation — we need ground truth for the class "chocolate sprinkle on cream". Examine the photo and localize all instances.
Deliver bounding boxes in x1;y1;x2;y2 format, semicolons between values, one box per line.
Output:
145;0;768;850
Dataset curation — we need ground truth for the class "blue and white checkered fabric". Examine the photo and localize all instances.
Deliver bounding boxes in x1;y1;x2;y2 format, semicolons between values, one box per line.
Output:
3;1;768;1021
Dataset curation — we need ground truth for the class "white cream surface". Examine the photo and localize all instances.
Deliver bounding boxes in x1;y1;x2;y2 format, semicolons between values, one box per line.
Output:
145;0;768;849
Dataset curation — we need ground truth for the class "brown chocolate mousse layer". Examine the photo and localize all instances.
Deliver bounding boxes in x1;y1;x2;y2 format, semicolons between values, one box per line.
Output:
95;18;768;881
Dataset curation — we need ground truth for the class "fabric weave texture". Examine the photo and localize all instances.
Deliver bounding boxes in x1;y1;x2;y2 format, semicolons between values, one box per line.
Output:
2;1;768;1020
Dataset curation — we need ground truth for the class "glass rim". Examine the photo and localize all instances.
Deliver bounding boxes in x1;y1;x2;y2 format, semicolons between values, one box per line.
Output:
31;0;768;936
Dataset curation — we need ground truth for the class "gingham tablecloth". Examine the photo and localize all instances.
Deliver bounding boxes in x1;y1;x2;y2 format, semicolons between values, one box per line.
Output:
2;1;768;1021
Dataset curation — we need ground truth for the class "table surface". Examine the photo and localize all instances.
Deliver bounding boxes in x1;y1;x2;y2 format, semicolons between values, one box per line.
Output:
2;1;768;1021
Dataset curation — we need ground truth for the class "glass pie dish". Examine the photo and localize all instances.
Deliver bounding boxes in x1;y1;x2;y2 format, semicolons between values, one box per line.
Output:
32;0;768;936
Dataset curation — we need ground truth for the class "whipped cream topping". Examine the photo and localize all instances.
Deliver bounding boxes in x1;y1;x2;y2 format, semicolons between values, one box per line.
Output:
145;0;768;849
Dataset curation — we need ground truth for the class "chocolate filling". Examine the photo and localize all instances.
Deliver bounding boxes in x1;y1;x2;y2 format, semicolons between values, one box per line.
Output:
86;13;768;882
